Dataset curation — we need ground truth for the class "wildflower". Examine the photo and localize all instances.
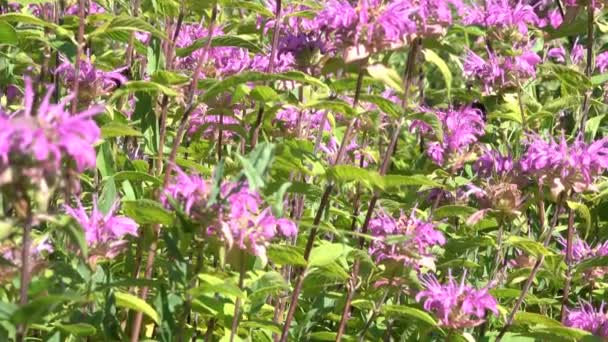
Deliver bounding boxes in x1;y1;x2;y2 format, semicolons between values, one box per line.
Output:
412;106;485;167
0;237;53;283
596;52;608;73
369;210;445;269
520;135;608;195
464;49;540;92
0;78;101;192
564;301;608;337
162;166;211;217
474;149;515;177
208;182;297;263
65;199;138;260
56;57;127;103
416;273;499;328
462;0;539;36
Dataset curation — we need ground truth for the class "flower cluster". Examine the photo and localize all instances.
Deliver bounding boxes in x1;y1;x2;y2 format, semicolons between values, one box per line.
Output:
314;0;456;59
65;199;138;261
368;210;445;269
464;49;541;93
56;58;127;103
0;78;101;192
564;301;608;337
416;273;499;328
211;182;297;262
163;168;297;262
520;135;608;195
412;106;485;167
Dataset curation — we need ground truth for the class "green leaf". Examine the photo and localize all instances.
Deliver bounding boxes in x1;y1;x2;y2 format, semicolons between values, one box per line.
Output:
567;201;592;237
151;70;189;85
382;305;438;326
250;85;279;102
514;312;561;327
111;81;178;99
0;13;71;38
176;35;262;57
305;99;356;117
506;236;552;258
193;274;245;299
591;73;608;86
114;292;160;324
541;63;591;92
113;171;162;186
382;174;442;189
309;243;351;268
423;49;452;98
326;165;383;190
90;15;168;40
359;94;403;118
366;64;404;94
101;122;143;138
434;205;478;220
267;244;307;266
227;0;274;17
0;22;17;45
202;71;328;102
11;295;86;324
122;199;174;225
55;323;96;336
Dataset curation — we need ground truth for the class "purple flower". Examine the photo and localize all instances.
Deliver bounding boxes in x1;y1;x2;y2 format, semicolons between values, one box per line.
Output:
520;135;608;194
56;57;127;102
369;210;445;269
564;301;608;337
597;52;608;73
0;78;102;186
207;182;297;262
464;48;540;92
462;0;538;35
474;149;515;177
162;166;211;217
558;235;608;281
65;199;138;258
65;1;105;15
416;272;499;328
412;106;485;167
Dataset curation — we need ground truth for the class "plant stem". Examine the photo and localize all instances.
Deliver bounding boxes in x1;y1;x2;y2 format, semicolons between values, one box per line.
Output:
496;194;565;341
579;4;594;137
251;0;282;148
334;39;420;342
70;0;85;114
560;206;576;322
278;66;365;342
16;203;32;342
229;251;246;342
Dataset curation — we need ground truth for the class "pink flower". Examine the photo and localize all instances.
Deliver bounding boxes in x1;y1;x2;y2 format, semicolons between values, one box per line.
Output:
0;78;102;183
65;199;138;258
369;210;445;268
416;272;498;328
564;301;608;337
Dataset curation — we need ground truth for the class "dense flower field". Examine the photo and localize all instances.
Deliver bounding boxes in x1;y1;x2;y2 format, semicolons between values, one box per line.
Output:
2;0;608;340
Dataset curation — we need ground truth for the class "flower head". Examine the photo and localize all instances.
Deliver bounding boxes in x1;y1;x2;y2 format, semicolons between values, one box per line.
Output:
564;301;608;337
56;57;127;103
0;78;101;192
416;272;499;328
65;198;138;259
520;135;608;195
412;106;485;167
369;210;445;269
